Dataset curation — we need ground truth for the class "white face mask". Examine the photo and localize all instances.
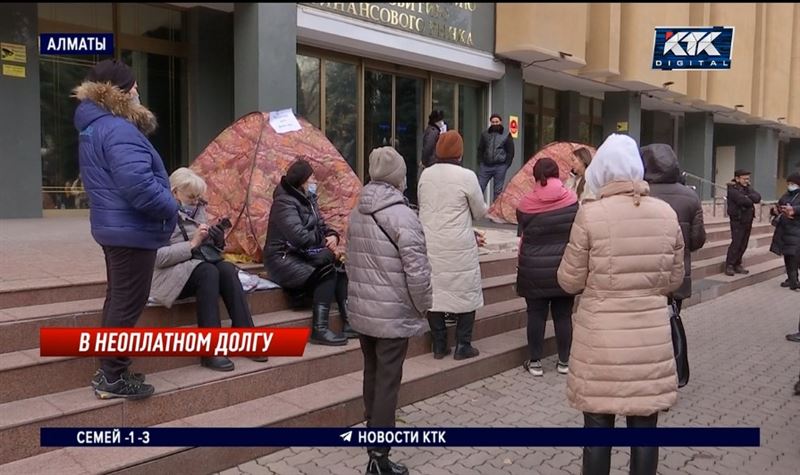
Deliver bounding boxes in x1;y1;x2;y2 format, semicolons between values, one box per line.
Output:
789;184;800;192
307;183;318;196
436;121;447;133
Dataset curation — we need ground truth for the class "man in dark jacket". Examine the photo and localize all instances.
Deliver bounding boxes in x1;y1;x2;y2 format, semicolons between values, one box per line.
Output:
73;59;179;400
421;110;445;169
725;169;762;276
641;144;707;311
477;113;515;201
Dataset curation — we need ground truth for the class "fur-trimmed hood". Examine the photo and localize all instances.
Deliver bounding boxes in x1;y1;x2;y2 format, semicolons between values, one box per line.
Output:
72;81;157;135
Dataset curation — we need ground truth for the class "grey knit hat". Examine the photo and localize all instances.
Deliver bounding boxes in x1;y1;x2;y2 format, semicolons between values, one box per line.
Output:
369;146;407;190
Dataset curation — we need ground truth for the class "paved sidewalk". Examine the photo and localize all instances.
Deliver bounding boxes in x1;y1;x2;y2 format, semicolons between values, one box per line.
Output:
225;276;800;475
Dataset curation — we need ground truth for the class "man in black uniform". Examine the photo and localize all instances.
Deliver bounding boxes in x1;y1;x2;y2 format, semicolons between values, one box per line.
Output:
725;169;762;276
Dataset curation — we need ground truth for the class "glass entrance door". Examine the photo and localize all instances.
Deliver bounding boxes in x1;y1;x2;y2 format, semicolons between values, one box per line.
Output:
364;70;424;204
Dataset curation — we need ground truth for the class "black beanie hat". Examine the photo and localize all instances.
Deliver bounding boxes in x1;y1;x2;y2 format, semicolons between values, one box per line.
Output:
87;59;136;92
285;158;314;189
787;172;800;186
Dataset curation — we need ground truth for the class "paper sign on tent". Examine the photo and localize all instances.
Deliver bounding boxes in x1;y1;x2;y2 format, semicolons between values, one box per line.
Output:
269;109;302;134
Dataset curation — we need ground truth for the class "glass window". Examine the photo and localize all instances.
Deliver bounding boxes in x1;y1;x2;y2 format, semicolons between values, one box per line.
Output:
395;76;424;203
119;4;183;42
579;96;590;116
39;3;113;31
542;87;558;110
296;55;321;129
40;56;101;209
364;70;393;181
592;125;604;146
523;112;539;163
458;84;485;173
121;50;186;173
579;122;590;145
592;99;603;119
324;60;358;170
524;83;540;107
542;115;557;146
432;80;456;129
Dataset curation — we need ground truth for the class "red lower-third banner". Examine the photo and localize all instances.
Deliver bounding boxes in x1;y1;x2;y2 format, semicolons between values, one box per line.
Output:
39;328;311;357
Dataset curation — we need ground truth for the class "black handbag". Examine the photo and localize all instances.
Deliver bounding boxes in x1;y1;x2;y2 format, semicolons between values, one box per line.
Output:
669;302;690;388
177;219;224;264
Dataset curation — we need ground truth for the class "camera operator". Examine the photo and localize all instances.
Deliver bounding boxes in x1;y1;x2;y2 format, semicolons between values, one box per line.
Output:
149;168;268;372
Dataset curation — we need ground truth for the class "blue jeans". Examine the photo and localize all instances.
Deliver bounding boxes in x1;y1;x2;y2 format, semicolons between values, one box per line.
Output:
478;163;509;201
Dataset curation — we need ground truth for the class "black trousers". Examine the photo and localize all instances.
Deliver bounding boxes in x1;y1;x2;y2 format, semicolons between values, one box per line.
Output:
360;335;409;455
726;220;753;267
784;255;799;286
582;412;659;475
525;297;574;362
311;269;348;310
177;261;255;328
99;246;157;380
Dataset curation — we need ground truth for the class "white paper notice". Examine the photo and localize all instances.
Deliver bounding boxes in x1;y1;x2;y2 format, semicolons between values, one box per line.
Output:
269;108;302;134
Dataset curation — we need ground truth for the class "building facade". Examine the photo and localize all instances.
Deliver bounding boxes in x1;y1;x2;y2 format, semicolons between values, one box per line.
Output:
1;2;799;218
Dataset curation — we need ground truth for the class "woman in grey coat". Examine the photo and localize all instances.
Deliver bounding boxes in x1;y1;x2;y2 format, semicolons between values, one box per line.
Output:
347;146;433;475
150;168;268;372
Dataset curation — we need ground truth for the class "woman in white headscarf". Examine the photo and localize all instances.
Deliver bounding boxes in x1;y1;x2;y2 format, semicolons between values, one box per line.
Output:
557;134;685;475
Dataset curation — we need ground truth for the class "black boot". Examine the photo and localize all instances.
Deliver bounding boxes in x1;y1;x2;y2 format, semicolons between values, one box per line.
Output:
201;356;235;372
365;450;408;475
453;312;479;360
337;300;359;339
310;303;348;346
733;265;750;275
427;312;451;359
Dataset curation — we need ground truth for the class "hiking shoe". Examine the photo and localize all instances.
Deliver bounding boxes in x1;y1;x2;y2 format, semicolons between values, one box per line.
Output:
366;451;409;475
557;361;569;375
93;373;155;400
523;359;543;377
724;266;735;277
91;369;144;389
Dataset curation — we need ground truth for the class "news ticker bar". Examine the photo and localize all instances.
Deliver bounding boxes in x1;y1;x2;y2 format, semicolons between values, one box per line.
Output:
41;428;761;448
39;328;310;357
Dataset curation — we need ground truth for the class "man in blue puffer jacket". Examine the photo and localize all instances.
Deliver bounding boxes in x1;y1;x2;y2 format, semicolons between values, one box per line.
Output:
73;59;178;400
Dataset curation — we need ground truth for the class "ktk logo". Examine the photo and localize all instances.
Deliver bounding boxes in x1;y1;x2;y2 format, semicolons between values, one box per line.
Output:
663;31;721;56
652;26;734;71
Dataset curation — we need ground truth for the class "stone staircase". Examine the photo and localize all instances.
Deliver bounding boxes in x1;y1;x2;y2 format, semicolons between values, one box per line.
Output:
0;219;785;474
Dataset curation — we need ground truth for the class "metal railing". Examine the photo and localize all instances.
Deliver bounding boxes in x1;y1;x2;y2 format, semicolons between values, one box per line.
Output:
680;172;778;222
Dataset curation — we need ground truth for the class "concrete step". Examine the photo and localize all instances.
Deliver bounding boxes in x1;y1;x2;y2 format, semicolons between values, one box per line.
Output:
703;222;773;243
0;263;263;310
0;267;517;355
0;298;529;465
684;257;789;307
691;247;778;280
691;233;773;261
0;326;551;475
0;254;517;311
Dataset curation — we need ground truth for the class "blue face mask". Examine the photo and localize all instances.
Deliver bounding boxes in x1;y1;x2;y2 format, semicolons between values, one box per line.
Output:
307;183;318;196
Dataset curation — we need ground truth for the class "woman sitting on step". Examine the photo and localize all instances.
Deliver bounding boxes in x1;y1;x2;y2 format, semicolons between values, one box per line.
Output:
149;167;268;372
263;158;357;346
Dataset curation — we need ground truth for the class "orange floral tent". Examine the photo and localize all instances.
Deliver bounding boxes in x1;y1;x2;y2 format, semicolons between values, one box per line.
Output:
190;112;362;263
487;142;596;225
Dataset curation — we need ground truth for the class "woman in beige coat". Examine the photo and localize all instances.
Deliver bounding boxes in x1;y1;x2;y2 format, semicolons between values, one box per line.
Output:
557;134;685;475
418;131;488;360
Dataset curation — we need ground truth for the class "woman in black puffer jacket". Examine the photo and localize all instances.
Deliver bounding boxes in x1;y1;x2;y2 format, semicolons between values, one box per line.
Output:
770;172;800;290
516;157;579;377
264;159;355;346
